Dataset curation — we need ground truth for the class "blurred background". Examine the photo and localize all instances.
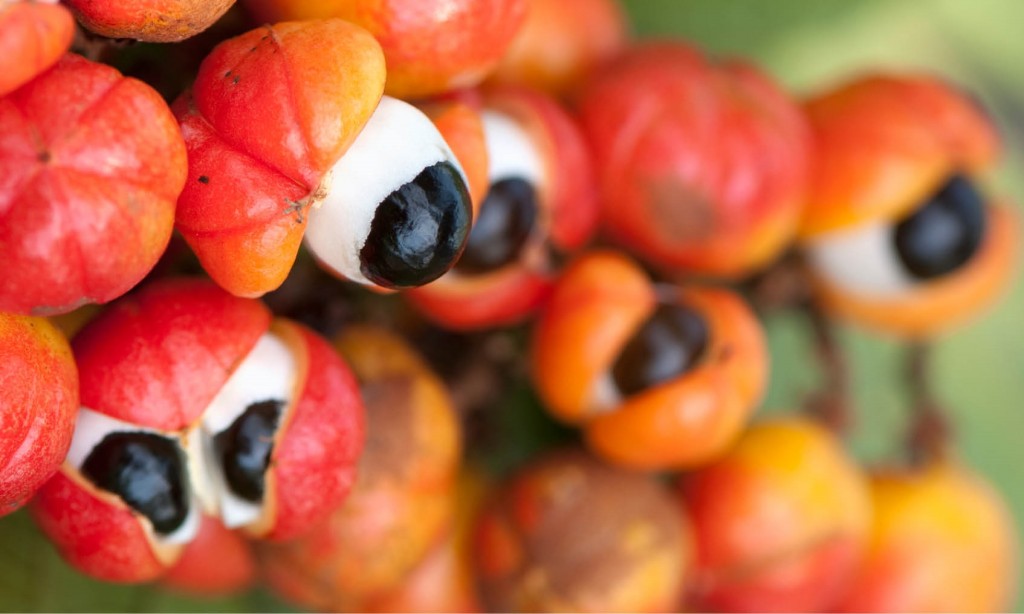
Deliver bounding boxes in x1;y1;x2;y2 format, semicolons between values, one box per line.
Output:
2;0;1024;610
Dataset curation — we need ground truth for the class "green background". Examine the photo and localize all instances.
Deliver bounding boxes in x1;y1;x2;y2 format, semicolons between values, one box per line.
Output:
3;1;1024;610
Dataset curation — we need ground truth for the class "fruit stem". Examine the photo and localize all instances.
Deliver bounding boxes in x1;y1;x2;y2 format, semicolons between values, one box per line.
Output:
904;342;952;465
801;295;852;434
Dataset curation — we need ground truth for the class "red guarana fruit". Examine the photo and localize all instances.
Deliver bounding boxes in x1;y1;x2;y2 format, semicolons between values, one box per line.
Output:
0;54;187;315
577;42;810;279
0;313;78;516
31;278;364;582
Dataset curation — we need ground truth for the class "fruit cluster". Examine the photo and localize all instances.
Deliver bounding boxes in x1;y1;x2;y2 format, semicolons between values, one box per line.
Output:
0;0;1019;612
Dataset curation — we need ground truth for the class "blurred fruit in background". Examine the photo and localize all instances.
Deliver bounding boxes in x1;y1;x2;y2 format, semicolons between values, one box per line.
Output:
474;448;691;612
576;41;810;279
681;417;871;612
261;326;461;611
239;0;527;98
836;460;1017;612
0;0;74;96
488;0;629;99
799;74;1019;339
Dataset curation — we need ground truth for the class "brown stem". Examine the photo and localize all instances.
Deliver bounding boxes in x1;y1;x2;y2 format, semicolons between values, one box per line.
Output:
801;295;852;434
70;27;128;63
742;248;812;313
904;342;952;465
743;250;853;433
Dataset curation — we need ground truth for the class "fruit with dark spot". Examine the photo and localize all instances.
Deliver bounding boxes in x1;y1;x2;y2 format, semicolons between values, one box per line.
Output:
474;448;691;612
65;0;236;42
261;326;461;610
577;42;810;278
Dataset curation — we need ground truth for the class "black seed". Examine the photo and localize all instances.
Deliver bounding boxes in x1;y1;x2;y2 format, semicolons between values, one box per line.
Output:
894;174;985;280
612;304;710;396
455;178;538;275
81;432;190;536
360;161;472;289
213;399;282;503
198;175;210;184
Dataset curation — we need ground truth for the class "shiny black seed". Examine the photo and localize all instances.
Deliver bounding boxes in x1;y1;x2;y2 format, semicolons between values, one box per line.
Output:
360;161;472;289
612;304;710;397
894;175;985;280
455;178;538;275
213;399;282;502
81;432;190;536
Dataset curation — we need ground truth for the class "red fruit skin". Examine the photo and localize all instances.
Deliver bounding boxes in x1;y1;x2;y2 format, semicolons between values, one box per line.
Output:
243;0;528;99
408;267;554;331
161;515;256;597
577;43;810;278
681;418;871;612
0;1;75;97
263;320;365;542
0;314;78;516
174;20;385;297
65;0;235;43
32;471;169;582
0;54;187;315
72;278;271;431
407;86;598;330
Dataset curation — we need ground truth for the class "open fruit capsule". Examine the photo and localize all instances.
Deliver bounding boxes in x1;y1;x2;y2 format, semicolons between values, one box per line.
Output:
0;314;78;516
176;20;475;296
407;86;598;330
473;447;692;612
532;251;767;470
680;416;871;612
31;278;364;583
799;75;1019;338
260;325;461;610
1;54;187;315
576;42;811;279
0;0;74;97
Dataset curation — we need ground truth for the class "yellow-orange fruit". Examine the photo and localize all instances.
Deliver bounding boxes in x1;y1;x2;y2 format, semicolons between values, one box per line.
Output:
681;416;871;612
261;326;461;610
836;462;1017;612
799;75;1017;338
488;0;628;98
241;0;528;98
